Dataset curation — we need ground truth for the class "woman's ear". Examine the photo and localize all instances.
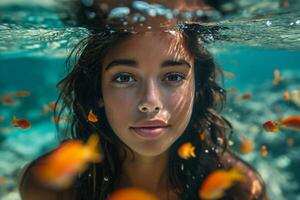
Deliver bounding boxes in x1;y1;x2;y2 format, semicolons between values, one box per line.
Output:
98;99;104;107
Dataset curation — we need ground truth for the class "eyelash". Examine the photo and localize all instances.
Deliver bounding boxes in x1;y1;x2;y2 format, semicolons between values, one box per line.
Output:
112;72;186;84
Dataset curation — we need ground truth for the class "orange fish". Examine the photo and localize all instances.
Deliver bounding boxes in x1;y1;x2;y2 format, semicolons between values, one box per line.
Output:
13;90;31;97
0;176;8;185
287;138;294;147
88;110;98;123
198;167;246;200
283;90;300;107
12;116;31;129
32;134;102;189
281;1;289;7
239;139;254;154
279;116;300;131
177;142;196;160
283;91;290;101
223;71;235;79
48;102;56;111
199;131;206;141
272;69;283;85
239;92;252;100
107;187;159;200
51;116;69;123
262;120;279;132
1;95;18;106
260;145;268;157
0;117;4;123
41;102;57;115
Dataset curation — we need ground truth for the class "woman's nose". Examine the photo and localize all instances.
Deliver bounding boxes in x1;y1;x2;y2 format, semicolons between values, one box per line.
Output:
138;79;162;113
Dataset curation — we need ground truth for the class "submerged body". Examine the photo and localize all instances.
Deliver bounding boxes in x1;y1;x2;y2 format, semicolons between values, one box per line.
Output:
19;150;268;200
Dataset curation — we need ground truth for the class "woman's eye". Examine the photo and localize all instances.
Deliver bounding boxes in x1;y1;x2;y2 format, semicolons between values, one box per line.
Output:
164;73;185;82
112;73;135;84
112;72;185;84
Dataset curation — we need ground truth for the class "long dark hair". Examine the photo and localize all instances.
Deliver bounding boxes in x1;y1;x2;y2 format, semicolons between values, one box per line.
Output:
53;23;233;200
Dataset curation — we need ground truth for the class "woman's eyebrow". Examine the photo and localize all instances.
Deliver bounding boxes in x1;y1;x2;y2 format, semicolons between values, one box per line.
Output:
105;59;137;71
104;59;191;71
161;59;191;68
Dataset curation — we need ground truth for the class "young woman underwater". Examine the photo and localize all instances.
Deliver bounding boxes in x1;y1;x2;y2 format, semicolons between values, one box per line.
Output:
18;1;269;200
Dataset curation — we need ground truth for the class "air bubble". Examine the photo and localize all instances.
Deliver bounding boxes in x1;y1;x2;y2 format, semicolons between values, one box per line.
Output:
181;163;184;171
108;7;130;19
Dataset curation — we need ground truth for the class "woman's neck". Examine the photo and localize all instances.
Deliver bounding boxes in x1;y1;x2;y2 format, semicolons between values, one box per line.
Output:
116;149;171;196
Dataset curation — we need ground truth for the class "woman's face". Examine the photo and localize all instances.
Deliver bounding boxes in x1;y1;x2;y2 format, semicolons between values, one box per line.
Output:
101;31;195;157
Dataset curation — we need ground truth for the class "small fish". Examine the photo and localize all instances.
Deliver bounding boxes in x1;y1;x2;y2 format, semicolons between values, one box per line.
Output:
13;90;31;97
281;1;289;7
51;116;68;123
272;69;283;85
1;95;18;106
279;116;300;131
48;102;56;111
223;71;235;79
41;102;57;115
283;90;300;107
287;138;294;147
283;91;290;101
0;117;4;123
11;116;31;129
199;131;206;141
239;92;252;100
260;145;268;157
198;167;246;200
239;139;254;154
32;134;102;189
177;142;196;160
88;110;98;123
262;120;279;132
0;176;8;185
107;187;158;200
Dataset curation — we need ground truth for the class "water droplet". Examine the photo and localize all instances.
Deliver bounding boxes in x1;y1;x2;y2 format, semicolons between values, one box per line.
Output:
266;20;272;26
204;149;209;153
181;163;184;171
196;10;204;17
148;8;157;17
108;7;130;19
290;22;294;26
133;1;150;11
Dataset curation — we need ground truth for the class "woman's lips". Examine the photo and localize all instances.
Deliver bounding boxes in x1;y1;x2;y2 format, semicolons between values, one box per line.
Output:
131;126;168;139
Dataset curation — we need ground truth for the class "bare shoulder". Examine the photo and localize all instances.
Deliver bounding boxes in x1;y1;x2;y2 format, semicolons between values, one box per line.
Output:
218;150;269;200
18;154;74;200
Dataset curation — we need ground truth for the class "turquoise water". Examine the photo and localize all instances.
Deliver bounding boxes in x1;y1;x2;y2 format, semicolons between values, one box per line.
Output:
1;1;300;200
